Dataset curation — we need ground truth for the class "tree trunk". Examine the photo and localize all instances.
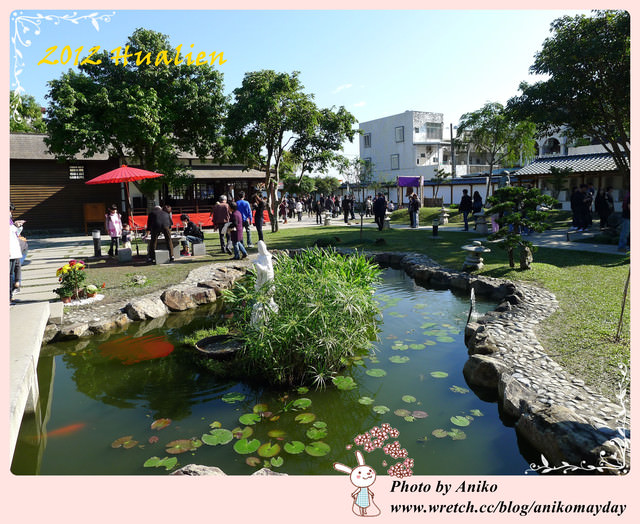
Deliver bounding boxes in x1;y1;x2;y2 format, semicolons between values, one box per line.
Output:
268;180;279;233
508;247;515;268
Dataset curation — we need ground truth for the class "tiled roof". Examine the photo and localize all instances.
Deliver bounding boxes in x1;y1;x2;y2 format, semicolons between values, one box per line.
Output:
10;133;111;160
514;153;622;176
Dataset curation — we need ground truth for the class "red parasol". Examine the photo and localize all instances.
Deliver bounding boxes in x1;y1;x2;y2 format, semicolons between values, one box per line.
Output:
86;165;164;215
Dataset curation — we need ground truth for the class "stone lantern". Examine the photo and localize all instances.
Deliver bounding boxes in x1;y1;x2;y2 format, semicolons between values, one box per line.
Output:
439;207;450;225
462;240;491;272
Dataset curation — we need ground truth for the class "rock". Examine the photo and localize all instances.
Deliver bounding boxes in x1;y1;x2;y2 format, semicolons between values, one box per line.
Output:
467;331;499;355
471;277;501;298
449;274;470;292
125;297;169;320
464;322;483;345
251;467;288;476
42;323;59;344
499;374;539;419
197;280;224;295
413;267;435;286
519;246;533;270
462;354;508;389
171;464;226;476
56;322;90;340
89;313;131;334
516;404;627;472
429;271;452;288
186;287;217;305
161;289;197;311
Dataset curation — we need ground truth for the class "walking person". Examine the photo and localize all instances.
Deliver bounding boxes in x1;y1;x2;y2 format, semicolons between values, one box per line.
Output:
342;194;351;223
105;204;123;257
211;195;232;254
408;193;421;228
314;198;323;225
459;189;473;231
252;193;266;243
365;196;373;217
373;193;387;231
236;191;254;248
296;198;303;221
146;205;174;263
9;204;23;302
228;201;248;260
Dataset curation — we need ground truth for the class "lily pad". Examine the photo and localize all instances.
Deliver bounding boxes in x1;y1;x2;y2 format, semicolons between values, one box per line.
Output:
412;410;429;419
416;436;429;443
267;429;287;438
436;336;455;343
373;405;390;414
409;344;425;350
143;456;177;470
423;339;436;346
402;395;417;403
270;456;284;467
221;392;246;404
166;439;202;454
233;438;261;455
313;421;327;429
358;396;375;405
305;441;331;457
252;403;269;414
470;409;484;417
389;355;410;364
111;435;139;449
201;429;234;446
292;398;312;409
450;385;470;394
150;418;172;430
148;436;159;444
368;356;380;363
246;456;261;467
404;416;415;422
450;416;471;427
297;386;309;394
448;428;467;440
366;368;387;378
306;427;328;440
238;413;262;425
430;371;448;378
232;426;254;439
209;421;222;429
332;376;357;391
258;442;281;458
394;408;411;417
391;343;409;351
432;429;449;438
294;412;316;424
284;441;305;454
388;311;406;318
420;322;437;329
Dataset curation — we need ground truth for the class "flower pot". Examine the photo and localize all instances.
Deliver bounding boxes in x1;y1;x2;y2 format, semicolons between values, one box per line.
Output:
61;296;72;304
87;292;97;298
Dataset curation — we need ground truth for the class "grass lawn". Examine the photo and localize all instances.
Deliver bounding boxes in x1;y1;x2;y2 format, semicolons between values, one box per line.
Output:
85;222;630;404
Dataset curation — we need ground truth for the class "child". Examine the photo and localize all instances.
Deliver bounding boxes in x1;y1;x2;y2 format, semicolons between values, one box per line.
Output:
121;224;132;250
105;204;123;257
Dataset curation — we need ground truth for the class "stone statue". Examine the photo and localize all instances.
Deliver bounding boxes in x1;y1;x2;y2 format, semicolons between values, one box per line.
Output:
250;240;278;326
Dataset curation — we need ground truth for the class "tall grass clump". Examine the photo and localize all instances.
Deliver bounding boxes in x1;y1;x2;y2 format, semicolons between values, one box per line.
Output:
222;248;382;387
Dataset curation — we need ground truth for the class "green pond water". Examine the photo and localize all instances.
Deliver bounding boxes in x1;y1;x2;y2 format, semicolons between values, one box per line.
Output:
12;269;536;475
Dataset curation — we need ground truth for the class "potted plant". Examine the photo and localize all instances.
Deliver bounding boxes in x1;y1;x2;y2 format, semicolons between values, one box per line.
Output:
55;259;87;300
54;287;74;303
85;284;99;298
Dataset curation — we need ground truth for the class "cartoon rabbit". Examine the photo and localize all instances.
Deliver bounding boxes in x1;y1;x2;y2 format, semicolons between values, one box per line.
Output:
333;450;381;517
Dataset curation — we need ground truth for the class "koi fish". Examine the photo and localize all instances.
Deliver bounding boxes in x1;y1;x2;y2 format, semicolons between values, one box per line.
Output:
46;422;86;438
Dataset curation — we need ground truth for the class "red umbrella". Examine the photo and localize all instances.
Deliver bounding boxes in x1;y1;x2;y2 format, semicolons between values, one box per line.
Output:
86;164;164;215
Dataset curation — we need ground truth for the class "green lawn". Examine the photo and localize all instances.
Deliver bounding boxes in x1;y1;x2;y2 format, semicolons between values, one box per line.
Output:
86;223;630;404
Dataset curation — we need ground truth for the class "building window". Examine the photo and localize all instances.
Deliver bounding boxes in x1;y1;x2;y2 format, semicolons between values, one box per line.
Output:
362;157;372;175
395;126;404;143
364;133;371;148
414;127;419;134
416;122;443;140
420;153;426;158
69;165;85;180
391;154;400;170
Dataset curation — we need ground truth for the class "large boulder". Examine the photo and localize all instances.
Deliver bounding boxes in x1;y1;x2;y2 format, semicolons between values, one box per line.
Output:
498;374;539;419
125;297;169;320
462;354;508;389
171;464;226;476
161;289;197;311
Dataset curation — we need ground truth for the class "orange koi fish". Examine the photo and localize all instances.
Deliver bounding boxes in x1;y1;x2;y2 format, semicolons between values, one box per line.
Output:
45;422;86;437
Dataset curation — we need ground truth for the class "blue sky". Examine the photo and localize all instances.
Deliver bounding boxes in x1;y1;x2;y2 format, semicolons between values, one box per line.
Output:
10;9;590;161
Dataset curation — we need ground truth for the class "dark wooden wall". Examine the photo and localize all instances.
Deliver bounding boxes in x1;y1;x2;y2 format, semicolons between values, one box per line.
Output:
10;159;122;231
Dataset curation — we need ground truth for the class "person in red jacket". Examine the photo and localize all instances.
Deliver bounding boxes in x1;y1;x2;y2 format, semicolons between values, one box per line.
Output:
228;201;248;260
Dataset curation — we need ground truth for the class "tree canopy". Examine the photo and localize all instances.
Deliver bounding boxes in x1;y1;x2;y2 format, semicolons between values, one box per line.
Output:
44;28;228;195
10;91;46;133
507;10;630;181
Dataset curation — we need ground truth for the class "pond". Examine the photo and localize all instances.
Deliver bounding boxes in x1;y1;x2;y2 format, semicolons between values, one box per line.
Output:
12;268;536;475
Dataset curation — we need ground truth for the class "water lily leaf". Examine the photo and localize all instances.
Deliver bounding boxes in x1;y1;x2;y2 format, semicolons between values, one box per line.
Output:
416;436;429;443
305;441;331;457
151;418;172;430
143;456;177;470
358;396;375;405
221;392;246;404
270;456;284;467
389;356;410;364
424;339;436;346
269;415;280;422
450;385;470;394
352;359;366;366
297;386;309;394
332;376;357;391
394;408;411;417
373;405;390;414
111;436;138;449
412;410;429;419
432;429;449;438
388;311;406;318
470;409;484;417
420;322;437;329
209;421;222;429
258;442;281;458
239;413;262;425
385;334;398;339
292;398;312;409
306;427;328;440
391;343;409;351
148;436;159;444
294;413;316;424
252;403;269;414
368;356;380;363
233;438;261;455
166;439;201;454
466;415;474;420
404;416;415;422
201;429;234;446
232;426;254;439
430;371;448;378
409;344;425;350
448;428;467;440
366;368;387;378
246;456;261;467
436;336;455;343
267;429;287;438
284;441;305;454
402;395;417;403
313;421;327;429
450;416;470;427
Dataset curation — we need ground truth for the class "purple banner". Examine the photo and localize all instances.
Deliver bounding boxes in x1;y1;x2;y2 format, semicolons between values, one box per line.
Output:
397;176;422;187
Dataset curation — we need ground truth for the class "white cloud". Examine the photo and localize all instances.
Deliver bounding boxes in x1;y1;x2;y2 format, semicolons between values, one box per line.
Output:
332;83;353;94
353;101;366;108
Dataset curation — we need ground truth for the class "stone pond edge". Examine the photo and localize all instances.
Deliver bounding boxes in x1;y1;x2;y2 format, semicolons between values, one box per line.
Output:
45;248;629;474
